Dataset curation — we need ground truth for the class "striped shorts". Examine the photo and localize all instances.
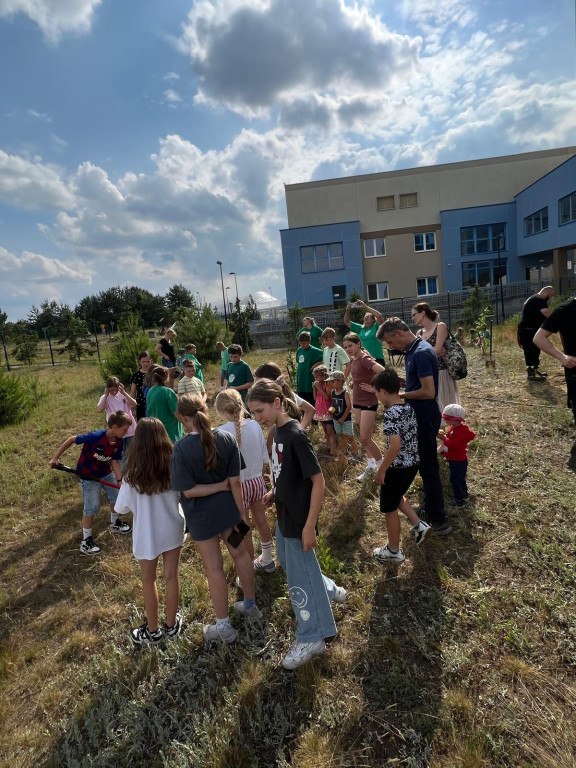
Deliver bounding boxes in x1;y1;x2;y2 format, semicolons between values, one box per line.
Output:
241;475;267;507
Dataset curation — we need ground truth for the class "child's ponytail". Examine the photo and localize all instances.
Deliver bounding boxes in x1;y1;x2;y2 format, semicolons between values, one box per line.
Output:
247;380;301;421
176;394;218;470
214;389;246;449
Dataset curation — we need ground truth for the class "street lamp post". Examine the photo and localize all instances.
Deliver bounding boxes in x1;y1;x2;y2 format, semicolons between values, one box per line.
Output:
496;231;505;322
216;261;228;328
229;272;239;304
226;287;233;316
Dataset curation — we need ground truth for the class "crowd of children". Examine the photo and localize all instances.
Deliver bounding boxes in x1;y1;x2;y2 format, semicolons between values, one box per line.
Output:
49;319;475;670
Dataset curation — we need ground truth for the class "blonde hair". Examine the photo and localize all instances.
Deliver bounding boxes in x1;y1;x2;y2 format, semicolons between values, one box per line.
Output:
176;394;218;470
215;389;247;449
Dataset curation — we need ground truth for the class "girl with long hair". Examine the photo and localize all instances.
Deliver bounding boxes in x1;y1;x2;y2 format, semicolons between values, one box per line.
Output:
115;417;186;646
342;332;385;481
253;361;315;429
215;389;275;572
171;394;261;644
247;381;346;670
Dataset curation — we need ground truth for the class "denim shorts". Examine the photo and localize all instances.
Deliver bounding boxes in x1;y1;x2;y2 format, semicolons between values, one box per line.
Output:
333;419;354;436
81;473;119;516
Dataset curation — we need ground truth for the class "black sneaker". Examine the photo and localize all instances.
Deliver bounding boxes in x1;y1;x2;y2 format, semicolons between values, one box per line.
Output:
432;522;453;536
131;623;164;647
163;608;183;638
110;518;132;534
80;536;101;556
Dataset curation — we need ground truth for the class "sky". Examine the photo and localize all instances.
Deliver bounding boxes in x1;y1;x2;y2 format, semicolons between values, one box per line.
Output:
0;0;575;321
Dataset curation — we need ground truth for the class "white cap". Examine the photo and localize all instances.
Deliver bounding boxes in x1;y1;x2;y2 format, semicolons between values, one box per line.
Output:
442;403;466;421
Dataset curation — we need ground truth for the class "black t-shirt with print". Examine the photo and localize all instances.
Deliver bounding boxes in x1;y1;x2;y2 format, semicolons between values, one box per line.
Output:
271;419;322;538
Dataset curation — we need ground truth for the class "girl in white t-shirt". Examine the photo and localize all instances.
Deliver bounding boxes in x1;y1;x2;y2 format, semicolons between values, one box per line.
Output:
115;417;186;647
215;389;276;573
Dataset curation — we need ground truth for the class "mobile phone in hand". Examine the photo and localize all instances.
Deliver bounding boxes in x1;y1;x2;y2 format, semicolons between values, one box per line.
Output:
227;520;251;548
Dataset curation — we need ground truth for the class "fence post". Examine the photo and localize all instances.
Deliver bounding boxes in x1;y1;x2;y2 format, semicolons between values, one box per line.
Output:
401;297;405;321
47;334;55;366
447;292;451;329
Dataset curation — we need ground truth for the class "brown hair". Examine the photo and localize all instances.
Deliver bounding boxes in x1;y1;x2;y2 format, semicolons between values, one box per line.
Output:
176;394;218;470
215;389;247;448
123;417;172;494
413;301;439;321
298;331;311;343
182;359;196;369
228;344;243;356
107;411;132;428
253;362;302;419
147;365;169;388
247;380;301;421
106;376;120;388
320;327;336;339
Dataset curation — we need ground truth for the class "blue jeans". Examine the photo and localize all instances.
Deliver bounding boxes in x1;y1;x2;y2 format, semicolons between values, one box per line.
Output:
275;523;337;643
81;473;119;516
448;459;468;502
414;404;446;525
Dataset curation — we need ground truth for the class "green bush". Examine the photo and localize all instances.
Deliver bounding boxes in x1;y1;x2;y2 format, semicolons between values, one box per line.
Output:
0;369;46;427
99;314;159;385
174;306;226;364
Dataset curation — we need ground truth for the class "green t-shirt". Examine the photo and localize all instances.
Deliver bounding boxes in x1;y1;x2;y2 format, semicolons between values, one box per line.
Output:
296;325;323;346
295;345;324;393
226;360;254;402
350;321;383;360
184;353;204;383
145;386;184;443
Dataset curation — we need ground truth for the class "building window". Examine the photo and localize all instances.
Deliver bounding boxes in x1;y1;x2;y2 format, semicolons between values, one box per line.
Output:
366;282;389;301
524;207;548;236
377;195;395;211
460;224;506;255
414;232;436;252
462;259;507;288
399;192;418;209
559;191;576;225
300;242;344;273
416;277;438;296
363;238;386;258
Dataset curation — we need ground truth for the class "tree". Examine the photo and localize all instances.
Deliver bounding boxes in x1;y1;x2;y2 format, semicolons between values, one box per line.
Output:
228;298;254;351
285;302;305;346
0;307;7;334
174;305;226;364
57;312;95;362
74;286;167;329
165;284;194;314
243;295;261;321
12;324;40;365
28;300;71;336
460;285;493;329
99;312;159;384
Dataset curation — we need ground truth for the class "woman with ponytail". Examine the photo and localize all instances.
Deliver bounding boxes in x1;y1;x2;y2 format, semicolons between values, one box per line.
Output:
247;381;346;670
145;366;183;443
171;394;262;644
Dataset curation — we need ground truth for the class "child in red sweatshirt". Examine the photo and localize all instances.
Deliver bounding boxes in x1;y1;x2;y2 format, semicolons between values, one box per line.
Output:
440;404;476;506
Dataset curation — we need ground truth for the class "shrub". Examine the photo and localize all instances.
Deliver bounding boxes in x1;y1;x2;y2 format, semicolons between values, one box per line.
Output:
174;305;226;364
0;369;46;427
99;313;159;384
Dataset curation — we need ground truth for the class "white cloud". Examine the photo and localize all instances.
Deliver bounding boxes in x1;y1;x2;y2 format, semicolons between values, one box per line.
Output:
0;150;75;209
162;89;183;107
181;0;421;116
28;109;51;121
0;0;103;43
0;246;93;304
163;72;180;81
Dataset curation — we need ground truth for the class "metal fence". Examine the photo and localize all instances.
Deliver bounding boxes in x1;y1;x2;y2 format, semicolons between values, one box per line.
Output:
250;277;576;349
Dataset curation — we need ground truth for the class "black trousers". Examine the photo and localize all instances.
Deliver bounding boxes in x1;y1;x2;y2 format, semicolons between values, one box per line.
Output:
518;327;541;368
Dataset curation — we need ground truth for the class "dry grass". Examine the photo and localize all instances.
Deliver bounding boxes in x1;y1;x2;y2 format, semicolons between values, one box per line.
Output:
0;332;575;767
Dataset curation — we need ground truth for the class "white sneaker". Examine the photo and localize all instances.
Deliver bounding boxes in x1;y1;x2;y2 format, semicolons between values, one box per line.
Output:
356;466;376;482
235;575;242;589
411;521;432;546
232;601;263;620
373;545;405;563
80;536;101;556
333;586;347;603
203;622;237;644
281;640;326;670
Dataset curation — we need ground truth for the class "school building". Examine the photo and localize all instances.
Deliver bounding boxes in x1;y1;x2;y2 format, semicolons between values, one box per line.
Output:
280;147;576;310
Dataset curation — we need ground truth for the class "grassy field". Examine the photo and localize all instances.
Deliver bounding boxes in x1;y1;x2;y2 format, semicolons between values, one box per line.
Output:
0;333;575;768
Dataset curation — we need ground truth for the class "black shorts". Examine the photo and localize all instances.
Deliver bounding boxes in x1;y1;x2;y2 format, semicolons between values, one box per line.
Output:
379;465;419;513
353;403;378;412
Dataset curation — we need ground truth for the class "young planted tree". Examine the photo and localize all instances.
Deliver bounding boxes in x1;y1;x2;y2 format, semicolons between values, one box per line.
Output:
12;326;40;365
228;298;254;351
285;301;304;346
174;305;226;364
99;312;159;384
57;312;95;362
